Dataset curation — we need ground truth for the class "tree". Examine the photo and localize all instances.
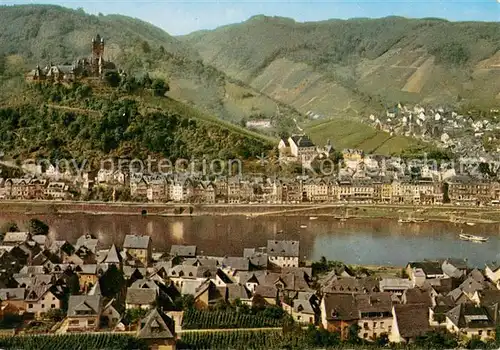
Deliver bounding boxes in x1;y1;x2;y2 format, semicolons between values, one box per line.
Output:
347;324;362;345
104;71;121;88
415;330;459;349
99;264;125;298
44;308;65;322
27;218;49;235
67;272;80;295
151;79;169;97
0;221;18;235
139;73;152;89
124;308;148;326
141;41;151;54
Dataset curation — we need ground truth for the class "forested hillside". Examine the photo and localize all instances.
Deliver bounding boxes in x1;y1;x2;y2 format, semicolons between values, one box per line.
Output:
0;5;302;125
182;16;500;116
0;81;273;166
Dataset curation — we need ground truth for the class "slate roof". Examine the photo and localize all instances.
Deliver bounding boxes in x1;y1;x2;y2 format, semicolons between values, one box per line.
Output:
267;240;299;257
221;257;249;271
75;235;99;253
88;281;102;296
475;290;500;307
469;269;486;283
31;235;47;247
379;278;413;291
444;258;468;270
227;284;252;301
403;288;432;307
254;284;278;299
393;304;430;338
169;265;214;279
123;235;151;250
293;298;316;315
25;283;53;302
355;292;393;315
170;245;196;257
407;261;443;276
446;304;495;329
3;232;30;244
0;288;25;301
102;244;122;264
183;258;218;268
290;135;315;148
138;308;175;339
322;277;380;294
322;294;358;321
459;277;487;295
130;279;160;292
67;295;101;317
126;288;157;305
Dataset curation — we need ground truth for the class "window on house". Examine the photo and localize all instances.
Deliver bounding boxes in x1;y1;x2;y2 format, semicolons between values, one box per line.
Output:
51;304;55;308
42;304;45;308
28;304;33;308
373;322;377;328
478;330;483;336
88;320;95;325
70;320;79;325
364;322;369;329
380;322;384;328
363;333;368;338
487;330;491;336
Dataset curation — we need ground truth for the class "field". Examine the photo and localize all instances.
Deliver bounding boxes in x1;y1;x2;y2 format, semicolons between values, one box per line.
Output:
0;333;146;350
182;309;283;329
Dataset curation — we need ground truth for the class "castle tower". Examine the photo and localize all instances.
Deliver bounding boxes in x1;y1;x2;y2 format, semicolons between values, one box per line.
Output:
91;34;105;76
92;34;104;61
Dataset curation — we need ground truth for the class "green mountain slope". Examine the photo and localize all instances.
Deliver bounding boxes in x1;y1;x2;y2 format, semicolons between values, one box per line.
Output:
0;5;301;124
0;82;273;165
181;16;500;117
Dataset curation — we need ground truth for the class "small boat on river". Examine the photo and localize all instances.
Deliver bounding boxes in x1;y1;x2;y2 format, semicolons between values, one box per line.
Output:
459;232;488;242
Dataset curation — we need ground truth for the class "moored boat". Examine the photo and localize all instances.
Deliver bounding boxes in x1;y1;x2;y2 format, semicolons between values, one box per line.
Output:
459;233;488;242
309;216;318;220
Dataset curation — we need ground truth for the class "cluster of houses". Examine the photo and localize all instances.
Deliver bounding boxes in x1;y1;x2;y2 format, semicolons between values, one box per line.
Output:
366;104;500;159
1;231;500;345
2;131;500;205
3;171;500;207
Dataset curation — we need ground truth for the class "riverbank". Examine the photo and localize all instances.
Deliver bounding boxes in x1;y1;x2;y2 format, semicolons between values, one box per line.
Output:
2;200;500;224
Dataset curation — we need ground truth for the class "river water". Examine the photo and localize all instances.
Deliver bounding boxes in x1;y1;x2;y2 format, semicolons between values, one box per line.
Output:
2;213;500;267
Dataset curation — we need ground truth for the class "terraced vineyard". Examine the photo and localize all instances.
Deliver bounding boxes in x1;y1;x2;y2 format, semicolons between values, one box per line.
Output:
179;329;308;349
182;309;283;329
305;117;418;155
0;333;147;350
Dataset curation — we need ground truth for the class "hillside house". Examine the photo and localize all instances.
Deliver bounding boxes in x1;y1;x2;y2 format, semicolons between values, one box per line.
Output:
278;134;317;164
123;235;152;266
137;308;176;350
445;304;496;341
66;295;102;332
267;240;299;268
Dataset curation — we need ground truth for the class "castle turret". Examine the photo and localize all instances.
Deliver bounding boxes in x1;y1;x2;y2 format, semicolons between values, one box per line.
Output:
91;34;105;76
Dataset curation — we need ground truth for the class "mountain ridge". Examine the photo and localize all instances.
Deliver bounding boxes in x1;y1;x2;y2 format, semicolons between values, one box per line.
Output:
180;15;500;118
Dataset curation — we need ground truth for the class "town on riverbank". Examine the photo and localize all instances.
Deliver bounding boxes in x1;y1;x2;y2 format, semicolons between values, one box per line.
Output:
2;135;500;210
0;219;499;349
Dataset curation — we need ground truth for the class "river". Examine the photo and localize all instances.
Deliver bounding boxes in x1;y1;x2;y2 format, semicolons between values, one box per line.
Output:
2;213;500;267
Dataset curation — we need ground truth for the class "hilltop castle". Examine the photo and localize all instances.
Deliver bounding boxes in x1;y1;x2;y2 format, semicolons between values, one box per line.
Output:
27;34;117;82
